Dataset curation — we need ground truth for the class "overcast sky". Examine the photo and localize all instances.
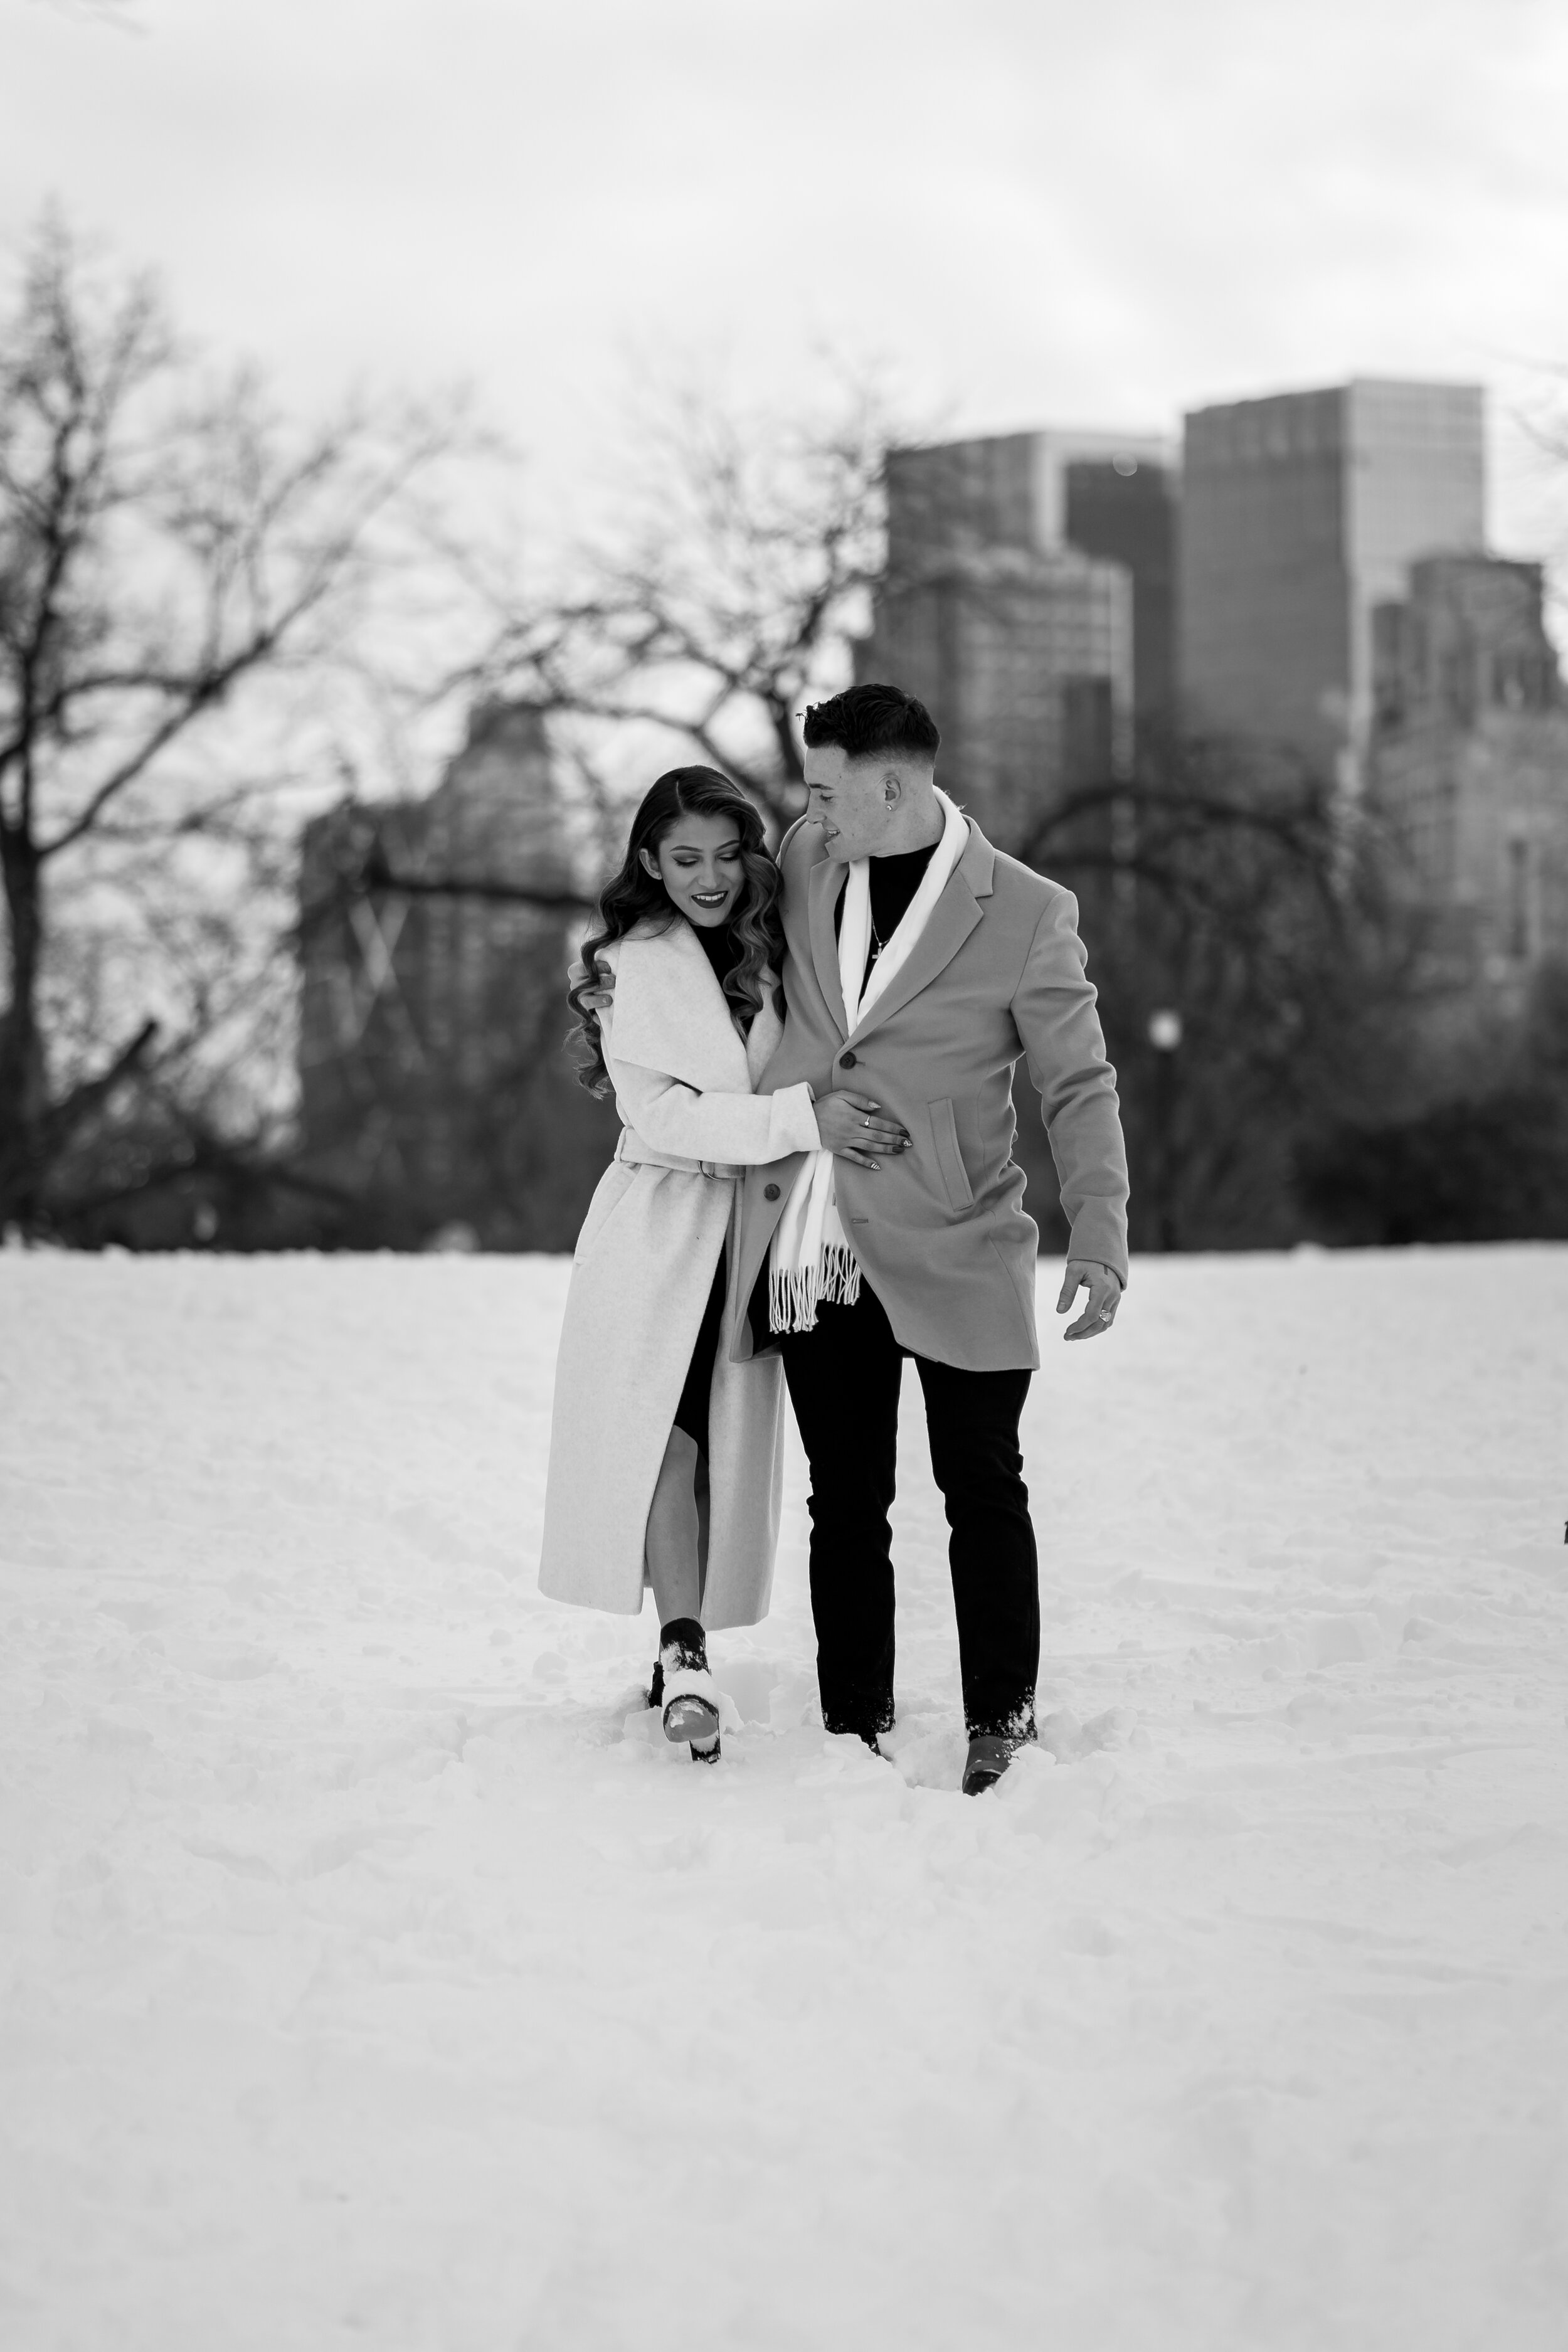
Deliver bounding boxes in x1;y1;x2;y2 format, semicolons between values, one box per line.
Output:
6;0;1568;566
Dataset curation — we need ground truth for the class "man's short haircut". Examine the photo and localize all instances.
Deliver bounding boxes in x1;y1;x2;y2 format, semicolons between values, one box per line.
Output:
802;682;940;764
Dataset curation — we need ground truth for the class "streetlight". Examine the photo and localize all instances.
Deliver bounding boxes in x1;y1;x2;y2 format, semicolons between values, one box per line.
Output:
1147;1008;1182;1252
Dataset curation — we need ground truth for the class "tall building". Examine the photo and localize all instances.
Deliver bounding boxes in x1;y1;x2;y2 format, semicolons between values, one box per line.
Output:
297;700;612;1246
1180;379;1486;785
861;427;1174;844
884;428;1179;736
859;544;1132;850
1370;555;1568;1000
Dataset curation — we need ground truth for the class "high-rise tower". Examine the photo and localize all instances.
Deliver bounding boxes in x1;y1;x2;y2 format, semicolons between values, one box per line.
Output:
297;701;612;1245
884;428;1179;738
860;427;1176;845
1179;379;1485;785
1370;555;1568;997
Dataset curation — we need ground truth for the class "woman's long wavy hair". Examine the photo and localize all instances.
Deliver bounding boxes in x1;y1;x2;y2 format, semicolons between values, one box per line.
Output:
568;766;785;1097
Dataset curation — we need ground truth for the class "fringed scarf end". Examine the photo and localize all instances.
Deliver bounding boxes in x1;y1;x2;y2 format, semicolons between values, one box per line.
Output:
768;1243;862;1335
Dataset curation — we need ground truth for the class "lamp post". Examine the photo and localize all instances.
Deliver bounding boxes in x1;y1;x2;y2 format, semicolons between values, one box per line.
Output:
1147;1007;1182;1252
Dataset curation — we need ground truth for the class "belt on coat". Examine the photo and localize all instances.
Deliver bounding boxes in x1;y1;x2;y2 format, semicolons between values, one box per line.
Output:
613;1131;743;1182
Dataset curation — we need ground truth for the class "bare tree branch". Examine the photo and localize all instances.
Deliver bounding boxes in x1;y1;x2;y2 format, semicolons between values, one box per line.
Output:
0;209;489;1229
466;368;911;830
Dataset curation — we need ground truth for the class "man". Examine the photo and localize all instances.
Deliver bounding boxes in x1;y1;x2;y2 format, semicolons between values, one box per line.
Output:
730;682;1128;1794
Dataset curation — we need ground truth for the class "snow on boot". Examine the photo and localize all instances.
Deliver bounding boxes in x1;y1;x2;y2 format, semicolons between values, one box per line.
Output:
658;1618;721;1758
962;1732;1027;1796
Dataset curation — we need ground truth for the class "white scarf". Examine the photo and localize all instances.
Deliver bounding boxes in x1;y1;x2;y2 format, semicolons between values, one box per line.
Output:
768;788;969;1334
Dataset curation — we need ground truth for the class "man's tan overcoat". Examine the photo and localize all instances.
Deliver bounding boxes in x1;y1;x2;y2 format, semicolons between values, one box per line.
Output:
538;918;820;1629
732;813;1130;1372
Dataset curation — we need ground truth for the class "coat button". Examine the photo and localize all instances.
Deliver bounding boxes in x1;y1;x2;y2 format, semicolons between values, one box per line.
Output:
764;1182;780;1201
840;1050;857;1067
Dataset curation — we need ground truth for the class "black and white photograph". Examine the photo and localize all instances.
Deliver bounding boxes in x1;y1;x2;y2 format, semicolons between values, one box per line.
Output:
3;1;1566;2344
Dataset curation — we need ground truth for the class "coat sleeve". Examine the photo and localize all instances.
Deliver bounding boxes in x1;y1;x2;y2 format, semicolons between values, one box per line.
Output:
1010;889;1131;1284
601;1008;821;1165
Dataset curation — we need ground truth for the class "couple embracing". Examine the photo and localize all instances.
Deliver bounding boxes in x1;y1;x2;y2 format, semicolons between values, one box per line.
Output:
538;682;1129;1795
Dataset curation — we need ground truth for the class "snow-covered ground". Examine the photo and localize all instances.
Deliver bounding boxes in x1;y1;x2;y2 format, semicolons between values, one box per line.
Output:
2;1245;1566;2351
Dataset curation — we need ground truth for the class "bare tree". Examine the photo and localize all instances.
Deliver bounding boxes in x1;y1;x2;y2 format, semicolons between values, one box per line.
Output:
478;374;904;833
1005;737;1414;1249
0;211;475;1231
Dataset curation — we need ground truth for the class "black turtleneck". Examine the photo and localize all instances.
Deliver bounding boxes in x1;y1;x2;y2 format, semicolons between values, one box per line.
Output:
833;841;939;986
690;915;743;993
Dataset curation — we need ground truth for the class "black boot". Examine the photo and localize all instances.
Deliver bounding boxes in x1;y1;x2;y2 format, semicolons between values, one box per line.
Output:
658;1617;721;1762
961;1722;1036;1796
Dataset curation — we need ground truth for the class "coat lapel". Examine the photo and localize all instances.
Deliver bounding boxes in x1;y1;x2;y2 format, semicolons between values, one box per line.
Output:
744;985;785;1086
805;857;849;1038
845;822;996;1048
609;922;751;1093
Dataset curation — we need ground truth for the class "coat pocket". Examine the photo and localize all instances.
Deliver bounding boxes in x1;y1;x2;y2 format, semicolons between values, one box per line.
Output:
926;1097;975;1212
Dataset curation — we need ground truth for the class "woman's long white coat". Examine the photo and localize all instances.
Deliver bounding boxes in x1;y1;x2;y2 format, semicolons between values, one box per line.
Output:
538;918;819;1629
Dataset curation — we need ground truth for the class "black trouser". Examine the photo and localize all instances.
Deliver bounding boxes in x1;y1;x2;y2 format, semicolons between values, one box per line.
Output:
672;1250;726;1456
777;1280;1039;1742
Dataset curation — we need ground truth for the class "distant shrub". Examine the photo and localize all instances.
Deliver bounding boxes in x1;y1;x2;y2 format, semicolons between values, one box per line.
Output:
1298;1086;1568;1245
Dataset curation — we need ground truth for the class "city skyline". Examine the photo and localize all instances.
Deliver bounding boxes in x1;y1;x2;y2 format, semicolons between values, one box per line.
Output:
5;0;1567;588
868;380;1512;817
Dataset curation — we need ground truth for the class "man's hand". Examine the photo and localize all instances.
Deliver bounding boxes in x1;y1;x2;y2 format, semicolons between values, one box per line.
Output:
1056;1259;1123;1341
570;956;615;1010
813;1091;911;1170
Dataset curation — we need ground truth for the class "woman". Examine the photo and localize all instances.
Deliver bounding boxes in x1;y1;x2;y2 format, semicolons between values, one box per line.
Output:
538;766;909;1761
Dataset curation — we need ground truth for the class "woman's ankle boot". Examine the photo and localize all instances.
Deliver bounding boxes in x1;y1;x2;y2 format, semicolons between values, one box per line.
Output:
658;1617;721;1761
